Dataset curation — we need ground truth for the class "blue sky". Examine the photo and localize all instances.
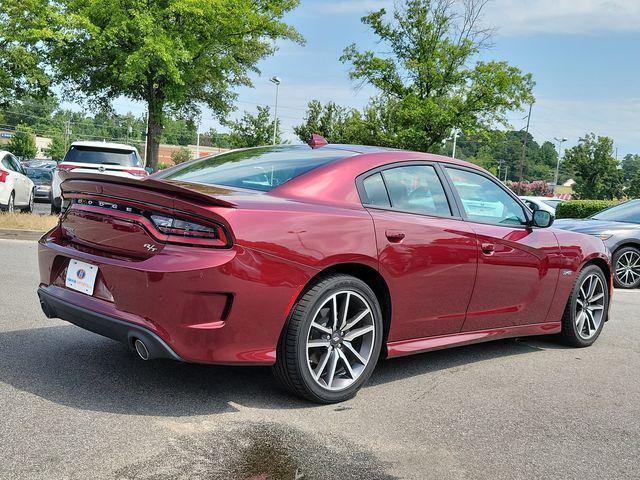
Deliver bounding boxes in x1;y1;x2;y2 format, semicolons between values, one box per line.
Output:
112;0;640;156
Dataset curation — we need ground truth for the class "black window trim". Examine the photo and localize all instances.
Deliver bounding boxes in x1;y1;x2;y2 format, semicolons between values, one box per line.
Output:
355;160;462;219
441;164;534;229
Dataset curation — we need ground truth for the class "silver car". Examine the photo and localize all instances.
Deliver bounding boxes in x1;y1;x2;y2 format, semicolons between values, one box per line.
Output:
554;200;640;288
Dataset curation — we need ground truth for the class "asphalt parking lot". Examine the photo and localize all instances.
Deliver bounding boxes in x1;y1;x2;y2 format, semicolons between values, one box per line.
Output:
1;238;639;480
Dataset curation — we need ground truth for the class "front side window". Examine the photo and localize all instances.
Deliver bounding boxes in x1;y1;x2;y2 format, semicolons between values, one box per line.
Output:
379;165;451;216
161;146;356;192
446;168;527;226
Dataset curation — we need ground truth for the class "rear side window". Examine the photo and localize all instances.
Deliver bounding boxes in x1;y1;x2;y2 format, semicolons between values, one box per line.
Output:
362;173;391;207
64;146;141;167
161;146;357;192
380;165;451;216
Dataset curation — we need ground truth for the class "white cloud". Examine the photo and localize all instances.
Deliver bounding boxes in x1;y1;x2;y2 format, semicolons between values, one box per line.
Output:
314;0;392;14
476;0;640;36
315;0;640;35
508;97;640;155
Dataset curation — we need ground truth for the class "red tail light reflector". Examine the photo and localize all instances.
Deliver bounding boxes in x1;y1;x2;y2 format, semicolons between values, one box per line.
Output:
124;169;149;177
0;170;7;183
56;163;76;172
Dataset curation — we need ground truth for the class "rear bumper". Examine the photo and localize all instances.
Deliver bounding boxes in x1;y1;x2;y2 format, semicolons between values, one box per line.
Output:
37;227;316;365
38;287;183;361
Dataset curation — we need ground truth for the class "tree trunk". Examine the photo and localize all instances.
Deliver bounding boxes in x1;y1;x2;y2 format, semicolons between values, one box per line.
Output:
145;96;164;171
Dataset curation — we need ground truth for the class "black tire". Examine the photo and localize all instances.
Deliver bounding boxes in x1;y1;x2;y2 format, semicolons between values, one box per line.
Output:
22;190;34;213
612;246;640;289
6;192;15;213
558;264;609;347
50;197;61;215
273;274;384;403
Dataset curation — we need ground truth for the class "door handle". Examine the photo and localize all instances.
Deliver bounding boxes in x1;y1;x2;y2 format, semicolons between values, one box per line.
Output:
385;230;406;243
481;242;495;254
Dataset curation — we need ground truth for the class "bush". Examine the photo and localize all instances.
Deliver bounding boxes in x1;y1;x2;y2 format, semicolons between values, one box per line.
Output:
506;180;552;196
555;200;619;219
170;148;192;165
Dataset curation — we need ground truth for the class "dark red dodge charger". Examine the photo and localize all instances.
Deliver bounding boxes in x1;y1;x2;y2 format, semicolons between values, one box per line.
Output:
37;140;612;403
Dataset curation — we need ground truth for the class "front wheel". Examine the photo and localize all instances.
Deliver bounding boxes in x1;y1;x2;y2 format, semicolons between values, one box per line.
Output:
23;190;34;213
558;265;609;347
273;274;383;403
613;246;640;289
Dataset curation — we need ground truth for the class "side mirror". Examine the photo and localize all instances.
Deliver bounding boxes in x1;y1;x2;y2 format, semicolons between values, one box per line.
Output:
145;166;153;174
532;209;554;228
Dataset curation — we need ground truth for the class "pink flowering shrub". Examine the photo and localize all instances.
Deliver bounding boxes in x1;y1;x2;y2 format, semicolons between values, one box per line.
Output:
506;180;553;196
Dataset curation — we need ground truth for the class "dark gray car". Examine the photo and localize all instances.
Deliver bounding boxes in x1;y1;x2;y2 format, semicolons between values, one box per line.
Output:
555;199;640;288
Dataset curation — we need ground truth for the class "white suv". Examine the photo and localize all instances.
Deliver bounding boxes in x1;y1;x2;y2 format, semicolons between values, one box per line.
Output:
51;141;148;214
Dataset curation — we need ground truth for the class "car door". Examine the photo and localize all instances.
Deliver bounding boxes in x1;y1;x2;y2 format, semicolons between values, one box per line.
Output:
1;154;21;204
443;166;561;331
8;155;29;204
358;163;478;341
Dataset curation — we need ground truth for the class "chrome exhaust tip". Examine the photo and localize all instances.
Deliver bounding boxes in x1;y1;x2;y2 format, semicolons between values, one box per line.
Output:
134;338;150;360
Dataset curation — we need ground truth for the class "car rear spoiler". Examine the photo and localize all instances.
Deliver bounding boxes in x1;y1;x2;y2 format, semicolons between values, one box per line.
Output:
60;172;237;208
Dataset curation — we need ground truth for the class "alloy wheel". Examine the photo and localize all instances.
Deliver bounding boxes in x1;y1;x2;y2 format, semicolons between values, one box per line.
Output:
615;251;640;287
575;274;605;340
305;290;375;391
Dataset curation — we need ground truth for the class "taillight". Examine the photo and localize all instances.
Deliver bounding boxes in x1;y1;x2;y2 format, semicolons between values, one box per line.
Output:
56;163;76;172
0;170;7;183
124;169;148;177
149;213;229;246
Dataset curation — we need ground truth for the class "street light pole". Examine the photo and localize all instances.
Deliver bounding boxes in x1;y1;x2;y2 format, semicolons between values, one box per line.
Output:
270;76;281;145
553;137;568;190
450;127;460;159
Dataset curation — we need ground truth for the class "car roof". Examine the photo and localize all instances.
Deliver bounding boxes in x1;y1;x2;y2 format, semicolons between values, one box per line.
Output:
70;141;138;152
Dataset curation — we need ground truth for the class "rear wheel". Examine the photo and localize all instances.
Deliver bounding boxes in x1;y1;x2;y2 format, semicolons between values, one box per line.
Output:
613;246;640;289
273;274;383;403
558;265;609;347
50;197;61;215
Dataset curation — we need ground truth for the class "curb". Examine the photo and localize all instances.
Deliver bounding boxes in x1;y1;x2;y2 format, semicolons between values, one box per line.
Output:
0;229;45;241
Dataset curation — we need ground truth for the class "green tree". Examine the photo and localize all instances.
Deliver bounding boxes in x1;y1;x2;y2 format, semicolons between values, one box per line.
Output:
43;134;66;160
8;124;38;159
622;154;640;184
628;171;640;198
225;106;282;148
0;0;52;106
564;134;623;200
3;0;303;170
340;0;534;153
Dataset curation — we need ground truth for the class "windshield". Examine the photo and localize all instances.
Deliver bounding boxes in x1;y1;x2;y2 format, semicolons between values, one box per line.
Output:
591;200;640;224
161;146;357;192
543;199;562;208
64;146;141;167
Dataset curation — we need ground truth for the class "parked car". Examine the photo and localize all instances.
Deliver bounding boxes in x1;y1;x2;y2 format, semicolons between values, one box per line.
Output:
22;159;57;170
0;150;35;212
51;141;147;214
25;167;53;202
555;200;640;289
37;142;612;403
519;196;563;214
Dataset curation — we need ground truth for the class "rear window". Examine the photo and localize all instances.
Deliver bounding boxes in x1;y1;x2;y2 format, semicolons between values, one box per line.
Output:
161;146;357;192
64;146;141;167
26;168;52;181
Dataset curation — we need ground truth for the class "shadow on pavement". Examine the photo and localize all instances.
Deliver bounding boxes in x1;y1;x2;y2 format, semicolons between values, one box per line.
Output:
0;324;562;416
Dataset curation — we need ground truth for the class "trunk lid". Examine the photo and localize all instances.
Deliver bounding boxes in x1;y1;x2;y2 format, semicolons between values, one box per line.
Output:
59;174;241;258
